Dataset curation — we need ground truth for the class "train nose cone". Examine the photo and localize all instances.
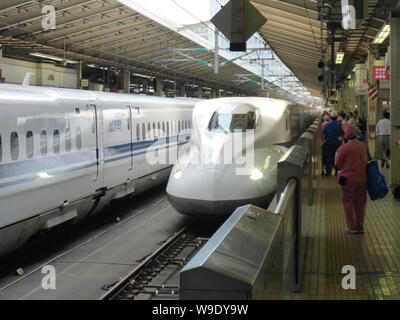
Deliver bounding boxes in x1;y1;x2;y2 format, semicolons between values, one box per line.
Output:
166;164;274;216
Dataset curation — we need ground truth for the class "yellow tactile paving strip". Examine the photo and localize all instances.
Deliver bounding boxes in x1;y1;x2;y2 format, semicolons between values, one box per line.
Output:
296;169;400;300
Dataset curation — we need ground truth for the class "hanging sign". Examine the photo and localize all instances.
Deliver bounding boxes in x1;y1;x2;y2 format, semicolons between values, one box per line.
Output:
373;66;389;80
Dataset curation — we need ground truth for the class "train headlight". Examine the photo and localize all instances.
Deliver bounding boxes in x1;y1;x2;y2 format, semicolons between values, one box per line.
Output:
174;170;182;179
38;172;53;179
250;169;263;180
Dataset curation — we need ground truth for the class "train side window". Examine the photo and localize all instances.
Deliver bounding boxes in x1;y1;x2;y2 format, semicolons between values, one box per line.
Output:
0;135;2;162
26;131;34;158
40;130;47;156
167;122;170;136
65;128;71;152
142;123;145;141
136;124;140;141
162;122;165;136
76;128;82;150
53;130;60;154
178;120;181;133
147;123;151;139
10;132;19;161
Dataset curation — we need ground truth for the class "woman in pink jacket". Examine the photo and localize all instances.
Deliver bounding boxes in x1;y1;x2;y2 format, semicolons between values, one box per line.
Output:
335;124;368;234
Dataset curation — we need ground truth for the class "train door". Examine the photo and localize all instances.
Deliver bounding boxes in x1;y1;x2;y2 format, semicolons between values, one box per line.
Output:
89;104;100;180
126;105;133;170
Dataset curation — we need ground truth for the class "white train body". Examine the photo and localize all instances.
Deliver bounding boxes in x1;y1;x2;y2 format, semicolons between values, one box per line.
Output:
0;84;196;256
166;97;318;215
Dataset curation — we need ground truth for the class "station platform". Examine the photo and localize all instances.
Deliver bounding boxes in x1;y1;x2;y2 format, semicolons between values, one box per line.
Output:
296;166;400;300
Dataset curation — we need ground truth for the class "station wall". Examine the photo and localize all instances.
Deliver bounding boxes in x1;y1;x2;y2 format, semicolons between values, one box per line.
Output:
0;56;78;88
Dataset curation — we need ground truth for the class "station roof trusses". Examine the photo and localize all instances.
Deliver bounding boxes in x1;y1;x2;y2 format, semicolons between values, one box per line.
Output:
252;0;386;97
0;0;277;96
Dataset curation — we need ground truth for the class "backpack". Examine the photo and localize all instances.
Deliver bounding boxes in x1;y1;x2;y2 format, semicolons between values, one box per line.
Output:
367;161;388;200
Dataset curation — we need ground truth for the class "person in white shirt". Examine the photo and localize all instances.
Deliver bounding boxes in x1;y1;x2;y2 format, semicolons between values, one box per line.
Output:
376;112;391;168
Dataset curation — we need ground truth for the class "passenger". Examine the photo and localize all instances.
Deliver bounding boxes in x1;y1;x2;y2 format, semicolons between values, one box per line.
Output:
321;114;331;131
376;112;391;169
322;110;343;176
335;124;368;234
347;112;355;125
320;114;331;176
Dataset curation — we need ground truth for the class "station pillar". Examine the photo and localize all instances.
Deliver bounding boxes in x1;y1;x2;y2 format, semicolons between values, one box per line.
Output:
122;70;130;94
177;81;185;97
155;77;163;96
76;61;83;89
391;14;400;185
197;86;203;99
366;47;380;158
211;88;217;98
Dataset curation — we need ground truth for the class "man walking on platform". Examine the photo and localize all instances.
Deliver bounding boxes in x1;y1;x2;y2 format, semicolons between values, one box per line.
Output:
322;110;343;176
376;112;391;168
335;124;368;234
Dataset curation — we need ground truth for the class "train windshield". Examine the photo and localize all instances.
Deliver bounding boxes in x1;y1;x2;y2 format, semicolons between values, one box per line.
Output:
209;112;256;132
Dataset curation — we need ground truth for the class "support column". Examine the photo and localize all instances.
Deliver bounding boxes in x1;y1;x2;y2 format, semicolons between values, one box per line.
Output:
76;61;83;89
177;81;185;97
0;46;3;83
197;86;203;98
391;14;400;185
211;88;217;98
155;77;163;96
367;47;379;158
123;70;130;94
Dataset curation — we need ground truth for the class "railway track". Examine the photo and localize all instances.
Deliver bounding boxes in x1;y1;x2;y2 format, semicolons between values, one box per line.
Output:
99;226;209;300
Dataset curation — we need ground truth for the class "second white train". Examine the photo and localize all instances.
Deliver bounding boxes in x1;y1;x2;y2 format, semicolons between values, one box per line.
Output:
166;97;319;216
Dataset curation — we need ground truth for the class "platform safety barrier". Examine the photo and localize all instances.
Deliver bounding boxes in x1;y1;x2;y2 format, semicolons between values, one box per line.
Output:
179;118;322;300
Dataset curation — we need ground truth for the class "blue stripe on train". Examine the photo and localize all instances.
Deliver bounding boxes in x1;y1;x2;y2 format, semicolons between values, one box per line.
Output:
0;136;189;189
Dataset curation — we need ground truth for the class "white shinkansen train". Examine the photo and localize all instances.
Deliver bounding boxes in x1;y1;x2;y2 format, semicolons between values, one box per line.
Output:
166;97;319;216
0;84;197;256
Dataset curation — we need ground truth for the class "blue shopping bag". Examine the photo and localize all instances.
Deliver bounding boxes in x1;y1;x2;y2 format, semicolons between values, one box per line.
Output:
367;161;388;200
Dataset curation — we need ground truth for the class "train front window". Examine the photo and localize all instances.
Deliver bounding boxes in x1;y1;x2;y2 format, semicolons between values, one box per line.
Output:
209;112;256;132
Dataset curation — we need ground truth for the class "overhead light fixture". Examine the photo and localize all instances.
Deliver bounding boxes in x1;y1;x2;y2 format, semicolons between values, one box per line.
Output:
335;52;344;64
373;24;390;44
29;52;79;64
132;73;154;79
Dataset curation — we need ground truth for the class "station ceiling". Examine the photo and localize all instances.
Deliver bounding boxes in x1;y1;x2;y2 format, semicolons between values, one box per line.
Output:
0;0;277;96
253;0;387;98
0;0;389;100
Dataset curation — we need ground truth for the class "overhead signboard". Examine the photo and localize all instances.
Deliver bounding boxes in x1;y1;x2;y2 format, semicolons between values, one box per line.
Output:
211;0;267;51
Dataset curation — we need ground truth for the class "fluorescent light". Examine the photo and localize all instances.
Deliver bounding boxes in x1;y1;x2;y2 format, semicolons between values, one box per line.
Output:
29;52;79;64
132;73;154;79
335;52;344;64
373;24;390;44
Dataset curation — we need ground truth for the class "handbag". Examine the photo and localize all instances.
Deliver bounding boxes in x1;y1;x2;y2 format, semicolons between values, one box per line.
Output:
367;160;388;200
